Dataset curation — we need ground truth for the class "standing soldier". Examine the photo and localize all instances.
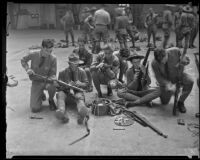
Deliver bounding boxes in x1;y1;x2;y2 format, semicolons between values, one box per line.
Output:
125;7;136;48
91;43;120;98
144;8;158;48
84;7;97;52
174;5;183;48
113;48;130;83
21;39;57;113
60;9;75;48
117;52;160;108
73;37;93;92
151;47;193;113
93;5;111;54
162;5;174;49
114;8;129;49
189;6;199;48
179;5;194;58
55;53;89;124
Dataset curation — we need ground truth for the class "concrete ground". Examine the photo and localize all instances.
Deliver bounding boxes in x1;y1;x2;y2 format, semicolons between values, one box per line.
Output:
6;29;199;157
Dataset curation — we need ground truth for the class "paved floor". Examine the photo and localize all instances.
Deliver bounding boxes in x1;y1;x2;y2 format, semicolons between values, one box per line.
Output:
6;29;199;157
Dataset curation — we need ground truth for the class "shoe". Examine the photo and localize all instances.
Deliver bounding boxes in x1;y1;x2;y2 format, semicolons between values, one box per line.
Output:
55;109;69;123
107;86;113;96
77;107;88;125
49;99;57;111
177;101;186;113
41;92;46;101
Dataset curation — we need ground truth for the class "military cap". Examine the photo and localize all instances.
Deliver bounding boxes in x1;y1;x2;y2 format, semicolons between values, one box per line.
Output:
42;39;54;48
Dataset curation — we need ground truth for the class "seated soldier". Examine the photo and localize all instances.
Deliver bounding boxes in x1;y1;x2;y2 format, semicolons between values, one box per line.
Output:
151;47;194;113
73;37;93;92
55;53;89;124
113;48;130;83
21;39;57;113
117;52;160;107
91;43;120;98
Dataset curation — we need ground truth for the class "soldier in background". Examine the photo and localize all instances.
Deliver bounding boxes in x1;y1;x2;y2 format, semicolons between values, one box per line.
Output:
93;4;111;54
174;5;183;48
189;6;199;48
145;8;158;48
60;10;75;47
162;5;174;49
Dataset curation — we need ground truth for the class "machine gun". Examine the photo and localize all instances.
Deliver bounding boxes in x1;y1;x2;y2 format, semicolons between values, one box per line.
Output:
136;47;153;91
33;73;85;92
117;106;168;138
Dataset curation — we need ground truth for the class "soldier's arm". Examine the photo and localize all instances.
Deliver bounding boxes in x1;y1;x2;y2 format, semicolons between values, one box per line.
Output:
90;54;101;70
151;61;169;86
21;52;33;71
126;69;140;91
48;57;57;79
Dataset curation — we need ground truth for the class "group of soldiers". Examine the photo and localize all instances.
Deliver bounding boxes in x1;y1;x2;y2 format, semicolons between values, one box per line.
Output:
20;3;199;124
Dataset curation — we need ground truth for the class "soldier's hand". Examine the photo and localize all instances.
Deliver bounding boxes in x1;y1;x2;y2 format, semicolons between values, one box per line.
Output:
26;69;35;75
166;83;176;93
69;81;76;86
96;63;104;69
139;63;146;74
75;80;83;87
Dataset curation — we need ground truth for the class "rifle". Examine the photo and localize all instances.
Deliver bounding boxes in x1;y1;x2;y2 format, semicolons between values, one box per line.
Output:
193;52;199;73
137;47;153;91
119;106;168;138
33;73;85;92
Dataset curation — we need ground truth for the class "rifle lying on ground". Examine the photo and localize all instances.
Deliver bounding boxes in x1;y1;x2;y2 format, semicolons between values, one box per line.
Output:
112;104;168;138
136;47;154;91
33;73;85;92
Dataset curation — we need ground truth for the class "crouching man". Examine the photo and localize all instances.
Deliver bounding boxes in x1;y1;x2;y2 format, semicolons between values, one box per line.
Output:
91;43;120;98
21;39;57;113
55;53;89;124
151;47;194;113
117;52;160;107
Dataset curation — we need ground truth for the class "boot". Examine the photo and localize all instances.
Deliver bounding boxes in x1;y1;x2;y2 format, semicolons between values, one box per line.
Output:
107;86;113;97
55;109;69;123
77;107;88;125
41;92;46;101
177;101;186;113
49;99;57;111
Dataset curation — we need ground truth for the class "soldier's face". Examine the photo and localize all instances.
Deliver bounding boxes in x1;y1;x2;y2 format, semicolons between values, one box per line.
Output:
131;59;141;68
104;49;112;58
78;42;85;51
42;47;53;56
69;62;78;71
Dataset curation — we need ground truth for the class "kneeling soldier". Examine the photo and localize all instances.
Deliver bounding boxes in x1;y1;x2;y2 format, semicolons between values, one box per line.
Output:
21;39;57;113
73;37;93;92
91;43;120;98
151;47;194;113
55;53;89;124
117;52;160;107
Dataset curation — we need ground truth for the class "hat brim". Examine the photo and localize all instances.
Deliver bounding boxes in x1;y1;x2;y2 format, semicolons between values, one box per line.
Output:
127;55;145;61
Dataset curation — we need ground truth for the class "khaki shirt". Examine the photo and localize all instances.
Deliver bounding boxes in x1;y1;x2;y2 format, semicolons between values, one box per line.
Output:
94;9;111;26
21;51;57;81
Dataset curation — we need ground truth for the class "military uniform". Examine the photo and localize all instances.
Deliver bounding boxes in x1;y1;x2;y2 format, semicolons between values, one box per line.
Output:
145;11;158;48
21;50;57;113
115;14;129;49
73;47;93;90
55;54;89;124
162;9;173;48
151;47;194;106
117;53;160;107
91;50;120;97
93;8;111;54
174;10;183;47
60;11;75;46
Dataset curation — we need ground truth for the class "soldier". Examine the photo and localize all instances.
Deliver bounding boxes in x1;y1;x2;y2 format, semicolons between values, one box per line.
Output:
90;43;120;98
125;7;136;48
93;5;111;54
73;37;93;92
117;52;160;108
189;6;199;48
179;5;194;58
162;5;174;49
174;5;183;48
144;8;158;48
113;48;130;83
21;39;57;113
151;47;194;113
55;53;89;124
114;8;129;49
60;9;75;47
84;7;97;52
